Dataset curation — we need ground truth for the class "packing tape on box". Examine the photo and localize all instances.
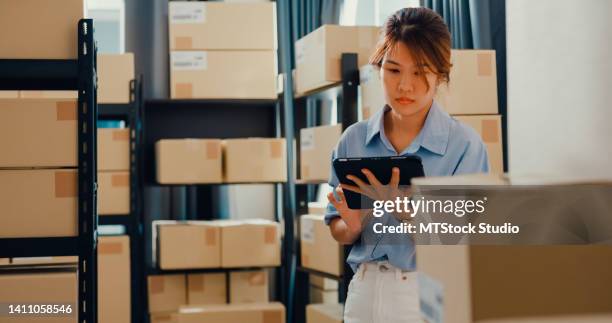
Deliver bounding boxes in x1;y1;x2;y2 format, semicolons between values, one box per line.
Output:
205;228;217;246
269;141;282;159
99;241;123;254
248;272;266;286
175;36;193;50
56;101;77;121
175;83;193;98
477;52;493;77
481;119;500;143
262;309;282;323
112;173;130;187
149;276;165;294
206;141;220;159
264;227;276;244
152;314;173;322
54;171;77;198
189;274;205;292
113;129;130;141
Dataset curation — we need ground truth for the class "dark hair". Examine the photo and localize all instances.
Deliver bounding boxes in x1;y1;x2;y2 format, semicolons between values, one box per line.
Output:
369;7;452;89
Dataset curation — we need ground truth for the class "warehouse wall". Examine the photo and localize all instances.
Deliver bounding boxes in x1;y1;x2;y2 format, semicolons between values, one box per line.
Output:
506;0;612;178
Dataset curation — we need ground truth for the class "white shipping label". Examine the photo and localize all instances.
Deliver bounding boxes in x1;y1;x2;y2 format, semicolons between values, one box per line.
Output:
301;128;315;151
295;41;305;65
171;51;207;71
418;272;444;323
360;66;373;84
301;219;315;243
170;2;206;24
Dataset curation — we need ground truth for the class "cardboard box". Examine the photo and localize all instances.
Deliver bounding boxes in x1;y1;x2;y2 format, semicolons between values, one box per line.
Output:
223;138;287;183
306;303;343;323
307;202;327;215
309;274;338;291
98;53;135;103
216;220;281;268
309;285;338;304
169;2;276;50
295;25;380;94
0;169;77;238
19;91;78;99
11;256;78;265
98;171;130;215
99;235;131;323
153;221;221;269
0;99;77;168
176;302;285;323
229;270;269;304
0;271;78;323
155;139;222;184
0;91;20;98
454;115;503;174
0;258;10;265
148;274;187;314
300;215;343;276
98;128;130;171
417;245;612;323
436;50;498;115
0;0;84;59
359;64;385;120
151;312;178;323
300;125;341;181
187;273;227;305
170;50;277;99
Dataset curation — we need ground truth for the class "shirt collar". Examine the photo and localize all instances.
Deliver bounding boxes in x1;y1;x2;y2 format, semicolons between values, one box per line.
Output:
365;101;451;156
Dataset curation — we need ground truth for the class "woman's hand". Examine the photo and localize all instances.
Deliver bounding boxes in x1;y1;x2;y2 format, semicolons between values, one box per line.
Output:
342;167;403;202
327;186;366;237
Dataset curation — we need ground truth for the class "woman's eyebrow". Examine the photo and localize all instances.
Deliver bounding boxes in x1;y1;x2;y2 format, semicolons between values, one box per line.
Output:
383;59;401;66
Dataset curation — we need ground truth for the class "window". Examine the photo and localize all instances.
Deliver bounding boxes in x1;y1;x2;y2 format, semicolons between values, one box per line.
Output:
87;0;125;53
341;0;421;26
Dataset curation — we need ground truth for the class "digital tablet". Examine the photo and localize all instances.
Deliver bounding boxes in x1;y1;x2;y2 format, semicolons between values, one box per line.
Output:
332;156;425;209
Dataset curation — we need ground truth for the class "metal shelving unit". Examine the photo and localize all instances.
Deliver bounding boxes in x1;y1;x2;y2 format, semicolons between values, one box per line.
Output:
0;19;98;323
98;76;145;323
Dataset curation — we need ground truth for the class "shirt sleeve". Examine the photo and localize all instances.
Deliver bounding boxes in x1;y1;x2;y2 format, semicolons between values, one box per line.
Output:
453;139;490;175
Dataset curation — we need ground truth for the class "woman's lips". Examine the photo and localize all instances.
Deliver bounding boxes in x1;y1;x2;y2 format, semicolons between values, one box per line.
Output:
396;98;415;105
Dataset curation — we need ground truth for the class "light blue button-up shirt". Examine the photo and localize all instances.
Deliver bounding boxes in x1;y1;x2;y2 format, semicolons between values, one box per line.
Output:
324;101;489;272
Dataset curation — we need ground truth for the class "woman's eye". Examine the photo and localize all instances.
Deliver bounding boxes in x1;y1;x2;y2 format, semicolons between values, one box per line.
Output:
414;71;421;76
386;68;400;74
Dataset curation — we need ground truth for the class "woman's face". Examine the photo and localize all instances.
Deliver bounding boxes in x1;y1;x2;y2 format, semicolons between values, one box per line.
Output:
380;42;439;117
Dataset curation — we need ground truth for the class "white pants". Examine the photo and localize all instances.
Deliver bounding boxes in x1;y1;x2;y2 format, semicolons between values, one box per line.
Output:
344;261;421;323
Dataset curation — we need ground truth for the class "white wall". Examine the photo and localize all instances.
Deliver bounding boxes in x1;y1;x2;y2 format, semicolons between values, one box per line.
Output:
506;0;612;179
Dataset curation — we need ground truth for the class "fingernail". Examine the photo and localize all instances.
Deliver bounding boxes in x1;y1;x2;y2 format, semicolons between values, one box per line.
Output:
393;167;399;172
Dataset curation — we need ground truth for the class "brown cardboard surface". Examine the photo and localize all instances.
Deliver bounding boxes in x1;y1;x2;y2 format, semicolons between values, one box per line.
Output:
170;50;277;99
306;303;344;323
98;128;130;171
417;245;612;323
454;115;504;174
309;285;339;304
300;125;341;181
435;50;498;115
155;139;222;184
0;91;19;98
0;99;77;167
0;271;78;323
223;138;287;183
295;25;380;94
98;235;131;323
19;91;78;99
187;273;227;305
0;258;9;265
176;302;285;323
229;270;269;304
151;312;178;323
148;274;187;314
309;274;338;291
300;215;343;276
169;2;276;50
98;53;135;103
10;256;78;265
215;220;281;268
98;171;131;215
359;64;385;120
0;169;77;238
0;0;84;59
154;222;221;269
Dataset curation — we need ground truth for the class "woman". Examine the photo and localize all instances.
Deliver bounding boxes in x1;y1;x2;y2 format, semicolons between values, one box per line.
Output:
325;7;489;323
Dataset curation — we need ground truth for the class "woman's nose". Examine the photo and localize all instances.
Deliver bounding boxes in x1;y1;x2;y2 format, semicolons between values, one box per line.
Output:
398;74;414;93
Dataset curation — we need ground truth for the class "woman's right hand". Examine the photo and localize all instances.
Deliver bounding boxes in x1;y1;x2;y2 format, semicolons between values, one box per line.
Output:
327;186;365;236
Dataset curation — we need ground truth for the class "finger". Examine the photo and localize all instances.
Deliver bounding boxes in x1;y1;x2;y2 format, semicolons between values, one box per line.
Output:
327;192;341;209
389;167;400;188
340;183;363;194
361;168;382;187
346;174;369;189
336;188;349;206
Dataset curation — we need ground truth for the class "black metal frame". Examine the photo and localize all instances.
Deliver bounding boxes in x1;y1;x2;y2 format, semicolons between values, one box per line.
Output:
0;19;98;323
98;76;146;323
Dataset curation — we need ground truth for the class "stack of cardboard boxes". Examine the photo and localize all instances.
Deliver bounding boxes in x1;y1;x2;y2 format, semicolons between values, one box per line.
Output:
155;138;288;184
98;235;131;323
360;49;503;173
168;1;277;99
148;219;284;322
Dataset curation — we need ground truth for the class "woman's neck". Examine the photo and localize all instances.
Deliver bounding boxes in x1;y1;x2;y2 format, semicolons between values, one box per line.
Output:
383;101;432;153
